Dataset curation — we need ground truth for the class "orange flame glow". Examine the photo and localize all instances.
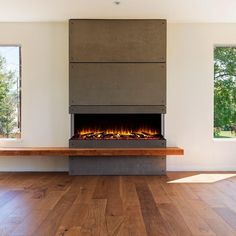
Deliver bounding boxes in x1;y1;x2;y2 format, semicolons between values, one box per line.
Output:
80;128;158;136
76;127;160;140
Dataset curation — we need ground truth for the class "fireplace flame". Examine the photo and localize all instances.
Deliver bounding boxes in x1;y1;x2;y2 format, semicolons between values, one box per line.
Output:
75;127;161;140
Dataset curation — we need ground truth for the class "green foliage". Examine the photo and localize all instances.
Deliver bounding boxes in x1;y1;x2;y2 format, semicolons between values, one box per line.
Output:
0;55;18;138
214;47;236;137
213;127;221;137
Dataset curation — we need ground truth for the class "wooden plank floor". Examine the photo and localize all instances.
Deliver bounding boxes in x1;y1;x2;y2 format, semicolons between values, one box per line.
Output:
0;172;235;235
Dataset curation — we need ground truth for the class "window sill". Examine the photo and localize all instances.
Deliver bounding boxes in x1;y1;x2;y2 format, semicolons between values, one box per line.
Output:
213;138;236;142
0;138;23;147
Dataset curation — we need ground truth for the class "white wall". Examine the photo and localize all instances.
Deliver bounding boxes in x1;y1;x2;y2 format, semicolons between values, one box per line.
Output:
0;22;235;171
166;23;236;171
0;23;69;171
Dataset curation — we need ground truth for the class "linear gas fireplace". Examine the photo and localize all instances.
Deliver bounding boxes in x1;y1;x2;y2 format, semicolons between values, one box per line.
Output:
70;114;165;148
69;19;167;175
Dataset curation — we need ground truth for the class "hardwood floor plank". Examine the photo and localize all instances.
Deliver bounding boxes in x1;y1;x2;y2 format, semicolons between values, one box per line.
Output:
106;215;126;236
0;190;22;208
0;172;234;236
7;209;50;236
93;176;109;199
160;182;216;235
0;193;30;236
214;207;236;230
121;176;147;236
32;177;85;236
192;183;236;212
122;205;147;236
54;177;98;234
158;203;192;236
120;176;140;207
215;177;236;202
56;226;81;236
0;191;29;222
179;191;236;236
78;199;108;236
147;176;172;204
103;176;128;235
136;182;173;236
105;176;123;216
73;176;98;204
0;173;61;233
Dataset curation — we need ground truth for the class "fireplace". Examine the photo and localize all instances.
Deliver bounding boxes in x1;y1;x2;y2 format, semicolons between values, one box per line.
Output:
69;19;167;175
70;114;165;148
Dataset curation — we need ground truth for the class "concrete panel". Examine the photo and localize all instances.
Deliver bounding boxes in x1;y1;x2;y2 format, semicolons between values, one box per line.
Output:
69;19;166;62
69;105;166;114
70;63;166;106
69;139;166;148
69;156;166;175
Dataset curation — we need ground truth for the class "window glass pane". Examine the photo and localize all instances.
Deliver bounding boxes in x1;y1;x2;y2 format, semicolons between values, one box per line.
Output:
0;46;21;138
214;47;236;138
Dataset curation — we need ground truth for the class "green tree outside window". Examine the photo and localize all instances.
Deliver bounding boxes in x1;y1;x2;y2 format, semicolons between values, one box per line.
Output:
214;47;236;138
0;46;21;138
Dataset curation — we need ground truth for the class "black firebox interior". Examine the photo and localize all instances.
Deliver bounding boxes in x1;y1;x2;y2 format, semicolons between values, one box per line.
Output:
72;114;163;140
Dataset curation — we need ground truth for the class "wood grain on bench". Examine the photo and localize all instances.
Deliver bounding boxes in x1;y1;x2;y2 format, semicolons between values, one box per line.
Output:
0;147;184;157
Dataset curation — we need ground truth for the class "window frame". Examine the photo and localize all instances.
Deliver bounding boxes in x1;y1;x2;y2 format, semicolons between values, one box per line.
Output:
0;44;22;140
213;45;236;141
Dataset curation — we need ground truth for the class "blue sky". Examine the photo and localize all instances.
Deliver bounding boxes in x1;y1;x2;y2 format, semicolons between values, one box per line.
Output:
0;46;20;73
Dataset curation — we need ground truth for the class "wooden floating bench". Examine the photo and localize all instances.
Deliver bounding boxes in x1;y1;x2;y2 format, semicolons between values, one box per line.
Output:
0;147;184;157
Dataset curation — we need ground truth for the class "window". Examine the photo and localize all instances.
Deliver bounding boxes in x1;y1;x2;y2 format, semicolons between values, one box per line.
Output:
214;47;236;138
0;46;21;138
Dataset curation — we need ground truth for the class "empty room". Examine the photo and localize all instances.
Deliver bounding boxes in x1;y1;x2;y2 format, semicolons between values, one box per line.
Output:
0;0;235;235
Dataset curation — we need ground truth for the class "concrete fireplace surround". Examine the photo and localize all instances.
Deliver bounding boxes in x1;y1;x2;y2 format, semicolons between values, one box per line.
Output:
69;19;168;175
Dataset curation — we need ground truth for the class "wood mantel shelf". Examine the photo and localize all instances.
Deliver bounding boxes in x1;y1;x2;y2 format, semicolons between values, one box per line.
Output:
0;147;184;157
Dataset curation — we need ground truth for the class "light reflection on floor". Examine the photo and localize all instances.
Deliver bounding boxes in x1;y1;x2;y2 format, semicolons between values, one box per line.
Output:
168;174;236;183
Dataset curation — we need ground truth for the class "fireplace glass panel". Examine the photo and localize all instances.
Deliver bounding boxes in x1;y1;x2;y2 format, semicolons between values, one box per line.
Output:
72;114;163;140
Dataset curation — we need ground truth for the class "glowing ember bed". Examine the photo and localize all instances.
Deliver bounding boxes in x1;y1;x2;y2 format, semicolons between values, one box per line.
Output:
70;114;165;148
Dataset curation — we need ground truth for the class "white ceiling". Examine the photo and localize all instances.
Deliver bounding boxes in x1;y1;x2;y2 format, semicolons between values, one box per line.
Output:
0;0;236;23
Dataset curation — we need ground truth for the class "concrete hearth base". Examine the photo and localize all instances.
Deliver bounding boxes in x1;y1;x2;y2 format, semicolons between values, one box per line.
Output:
69;156;166;175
